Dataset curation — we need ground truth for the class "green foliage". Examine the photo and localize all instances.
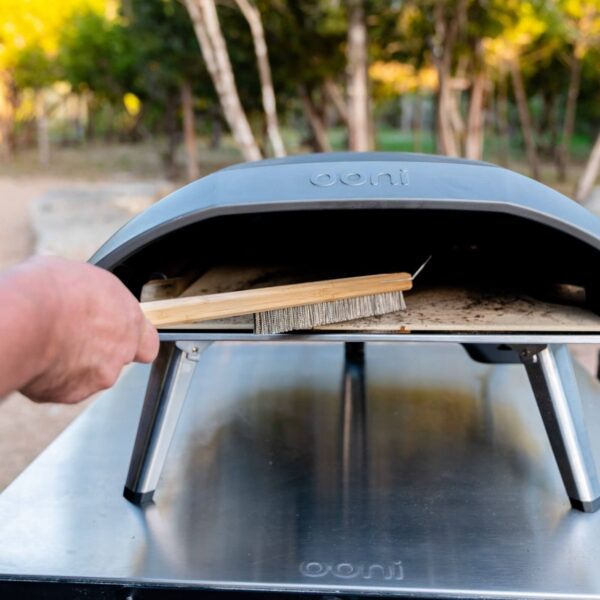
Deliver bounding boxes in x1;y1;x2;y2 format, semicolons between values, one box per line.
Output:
124;0;209;99
2;0;600;174
59;10;137;101
13;46;59;90
260;0;347;93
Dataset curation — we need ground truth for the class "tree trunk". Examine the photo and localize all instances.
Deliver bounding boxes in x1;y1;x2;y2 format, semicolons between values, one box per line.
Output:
432;1;463;157
298;85;331;152
324;78;349;127
162;94;180;180
575;131;600;202
74;93;87;144
496;72;509;166
104;103;116;143
556;54;582;182
184;0;262;161
210;105;222;149
181;79;200;181
509;56;539;180
234;0;285;158
411;93;423;152
465;70;486;160
0;73;16;160
435;71;459;156
35;90;49;166
347;0;370;151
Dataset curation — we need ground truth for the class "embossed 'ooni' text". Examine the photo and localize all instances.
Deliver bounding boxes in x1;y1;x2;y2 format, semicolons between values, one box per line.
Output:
310;170;409;187
299;560;404;581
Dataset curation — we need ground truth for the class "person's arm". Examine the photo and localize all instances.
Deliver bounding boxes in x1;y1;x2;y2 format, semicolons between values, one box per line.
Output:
0;256;159;403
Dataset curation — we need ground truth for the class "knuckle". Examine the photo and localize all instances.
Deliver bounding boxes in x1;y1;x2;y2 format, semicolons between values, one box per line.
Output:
122;341;138;364
95;364;120;390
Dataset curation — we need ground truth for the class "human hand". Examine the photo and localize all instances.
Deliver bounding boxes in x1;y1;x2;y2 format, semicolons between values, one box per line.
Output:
11;256;159;403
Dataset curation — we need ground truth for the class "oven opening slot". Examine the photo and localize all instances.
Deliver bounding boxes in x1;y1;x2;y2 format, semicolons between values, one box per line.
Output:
115;208;600;334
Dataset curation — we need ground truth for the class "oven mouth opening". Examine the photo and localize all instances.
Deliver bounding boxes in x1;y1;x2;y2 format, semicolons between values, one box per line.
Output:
113;208;600;334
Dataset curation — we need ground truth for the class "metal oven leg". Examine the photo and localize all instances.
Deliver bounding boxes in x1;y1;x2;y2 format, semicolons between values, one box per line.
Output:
124;341;211;505
517;344;600;513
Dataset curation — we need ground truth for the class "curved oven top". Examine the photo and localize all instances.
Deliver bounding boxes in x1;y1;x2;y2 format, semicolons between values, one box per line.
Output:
90;152;600;270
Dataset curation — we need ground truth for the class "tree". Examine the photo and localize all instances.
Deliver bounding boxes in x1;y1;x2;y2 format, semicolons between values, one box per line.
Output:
555;0;600;181
464;40;487;160
576;130;600;201
483;0;548;178
254;0;346;151
234;0;286;157
124;0;212;179
59;8;141;148
13;46;59;164
183;0;262;161
431;0;467;156
181;79;199;179
0;0;104;161
347;0;370;151
59;10;137;104
509;55;539;178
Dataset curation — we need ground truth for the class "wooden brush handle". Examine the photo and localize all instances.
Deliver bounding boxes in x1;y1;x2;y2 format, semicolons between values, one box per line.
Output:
141;272;413;327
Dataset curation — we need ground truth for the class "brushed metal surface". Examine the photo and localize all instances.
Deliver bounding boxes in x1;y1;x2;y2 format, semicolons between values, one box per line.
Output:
159;331;600;344
2;342;600;598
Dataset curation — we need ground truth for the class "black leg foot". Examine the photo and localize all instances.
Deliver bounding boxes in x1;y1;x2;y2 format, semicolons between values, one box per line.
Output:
570;496;600;513
124;487;155;506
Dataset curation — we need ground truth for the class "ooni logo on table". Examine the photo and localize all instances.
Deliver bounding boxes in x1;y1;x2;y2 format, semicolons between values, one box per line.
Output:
299;560;404;581
310;170;409;187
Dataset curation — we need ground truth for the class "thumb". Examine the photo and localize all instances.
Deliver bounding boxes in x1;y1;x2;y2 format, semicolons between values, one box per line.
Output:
134;318;160;363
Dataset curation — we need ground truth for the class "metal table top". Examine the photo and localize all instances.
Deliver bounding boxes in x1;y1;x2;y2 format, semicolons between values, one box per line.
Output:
2;341;600;598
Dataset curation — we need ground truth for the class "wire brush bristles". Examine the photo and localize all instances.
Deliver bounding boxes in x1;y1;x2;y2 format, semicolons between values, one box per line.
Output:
254;290;406;334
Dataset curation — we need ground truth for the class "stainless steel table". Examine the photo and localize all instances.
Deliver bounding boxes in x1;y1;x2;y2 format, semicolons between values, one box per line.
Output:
2;342;600;598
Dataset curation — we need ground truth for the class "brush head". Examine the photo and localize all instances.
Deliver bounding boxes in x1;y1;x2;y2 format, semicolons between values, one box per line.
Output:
254;290;406;334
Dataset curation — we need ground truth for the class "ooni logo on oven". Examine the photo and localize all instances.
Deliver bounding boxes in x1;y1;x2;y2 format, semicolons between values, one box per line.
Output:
309;170;409;187
299;560;404;581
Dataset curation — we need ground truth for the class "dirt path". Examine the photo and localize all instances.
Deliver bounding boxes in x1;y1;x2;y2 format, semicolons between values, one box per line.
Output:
0;176;90;491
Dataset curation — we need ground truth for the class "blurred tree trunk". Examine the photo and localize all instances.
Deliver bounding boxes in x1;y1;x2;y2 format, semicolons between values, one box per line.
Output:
465;40;486;161
465;71;486;160
35;91;49;166
184;0;262;161
181;79;199;181
299;85;331;152
74;93;87;144
432;0;464;157
347;0;370;151
234;0;286;157
540;93;560;163
104;103;117;143
496;72;509;166
210;105;222;149
509;56;539;180
575;131;600;202
324;78;349;127
162;94;180;180
0;74;16;160
411;93;423;153
556;54;582;182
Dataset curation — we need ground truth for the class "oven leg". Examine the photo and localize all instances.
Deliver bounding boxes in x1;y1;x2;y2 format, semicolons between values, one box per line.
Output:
517;344;600;512
123;341;210;505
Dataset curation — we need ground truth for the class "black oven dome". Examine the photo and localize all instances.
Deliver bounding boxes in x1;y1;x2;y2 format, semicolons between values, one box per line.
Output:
90;152;600;271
